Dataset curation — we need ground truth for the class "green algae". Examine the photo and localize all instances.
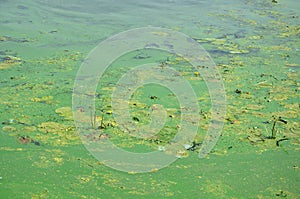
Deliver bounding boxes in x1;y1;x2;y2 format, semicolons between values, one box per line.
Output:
0;0;299;198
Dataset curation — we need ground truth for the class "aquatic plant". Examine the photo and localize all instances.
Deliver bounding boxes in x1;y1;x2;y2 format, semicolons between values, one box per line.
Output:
270;116;287;139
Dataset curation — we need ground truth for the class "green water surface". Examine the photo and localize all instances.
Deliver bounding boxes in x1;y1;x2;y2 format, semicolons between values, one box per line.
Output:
0;0;299;198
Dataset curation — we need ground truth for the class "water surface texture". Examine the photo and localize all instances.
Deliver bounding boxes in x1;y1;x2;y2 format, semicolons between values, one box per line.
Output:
0;0;299;198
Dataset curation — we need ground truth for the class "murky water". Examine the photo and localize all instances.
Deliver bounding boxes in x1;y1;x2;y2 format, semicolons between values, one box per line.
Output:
1;0;299;198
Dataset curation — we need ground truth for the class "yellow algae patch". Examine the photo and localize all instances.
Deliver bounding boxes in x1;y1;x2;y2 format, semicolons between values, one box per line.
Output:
2;126;16;132
151;31;169;36
279;25;300;38
269;45;292;51
211;39;226;45
0;55;22;69
31;96;54;104
37;122;78;146
286;72;299;79
55;106;73;120
229;49;249;54
79;176;91;183
285;63;299;67
22;125;37;132
53;157;63;165
101;86;115;91
194;71;200;77
248;35;263;40
176;150;189;158
174;56;187;62
0;35;10;41
201;180;229;197
256;81;273;88
284;103;299;110
272;110;299;119
38;122;70;134
272;94;288;101
0;146;23;151
33;149;66;168
195;37;218;43
244;104;265;110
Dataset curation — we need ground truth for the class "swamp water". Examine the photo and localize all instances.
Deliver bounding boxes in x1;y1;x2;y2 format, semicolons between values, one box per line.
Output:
0;0;299;198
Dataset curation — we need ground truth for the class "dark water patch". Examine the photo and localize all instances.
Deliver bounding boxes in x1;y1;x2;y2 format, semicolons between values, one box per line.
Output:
17;5;28;10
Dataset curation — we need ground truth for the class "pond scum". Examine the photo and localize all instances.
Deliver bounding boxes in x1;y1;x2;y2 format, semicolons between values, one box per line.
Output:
0;0;299;198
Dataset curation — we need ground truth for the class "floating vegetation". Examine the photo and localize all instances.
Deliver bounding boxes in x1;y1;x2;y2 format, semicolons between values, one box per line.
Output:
0;35;30;43
194;37;250;54
18;135;40;146
0;55;22;69
176;150;189;159
31;96;54;104
18;135;31;144
0;0;299;198
55;106;73;121
2;125;16;132
0;35;10;41
269;116;288;139
22;125;37;132
84;131;110;142
38;122;73;135
37;122;79;146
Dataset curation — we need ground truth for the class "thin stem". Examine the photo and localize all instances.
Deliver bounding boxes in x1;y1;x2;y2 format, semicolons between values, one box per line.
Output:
93;110;96;129
90;109;96;129
271;120;277;139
